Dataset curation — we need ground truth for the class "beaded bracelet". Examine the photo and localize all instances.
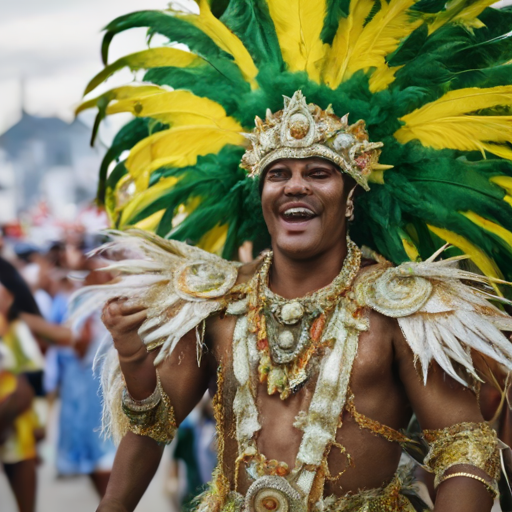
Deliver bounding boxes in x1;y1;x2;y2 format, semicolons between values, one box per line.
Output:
439;471;498;499
122;373;162;412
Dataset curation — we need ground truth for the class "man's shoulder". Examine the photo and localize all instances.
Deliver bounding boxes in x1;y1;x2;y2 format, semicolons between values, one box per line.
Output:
235;257;263;286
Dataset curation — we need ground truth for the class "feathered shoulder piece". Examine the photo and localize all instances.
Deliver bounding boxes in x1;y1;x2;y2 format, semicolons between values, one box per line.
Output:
71;229;242;365
354;248;512;387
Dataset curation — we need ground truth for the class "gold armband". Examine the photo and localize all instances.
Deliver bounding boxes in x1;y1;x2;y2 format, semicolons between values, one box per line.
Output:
121;373;177;444
423;422;500;497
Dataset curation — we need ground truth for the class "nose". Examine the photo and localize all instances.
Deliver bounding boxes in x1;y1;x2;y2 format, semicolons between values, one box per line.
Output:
284;173;309;196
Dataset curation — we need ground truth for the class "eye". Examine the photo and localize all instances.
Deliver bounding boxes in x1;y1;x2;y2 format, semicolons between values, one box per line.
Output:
266;168;289;181
308;168;331;179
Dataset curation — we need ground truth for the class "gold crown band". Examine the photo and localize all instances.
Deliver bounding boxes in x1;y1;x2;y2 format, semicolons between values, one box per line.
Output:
240;91;383;191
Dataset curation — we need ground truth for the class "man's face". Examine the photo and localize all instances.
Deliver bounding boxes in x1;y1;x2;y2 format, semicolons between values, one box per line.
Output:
261;157;350;260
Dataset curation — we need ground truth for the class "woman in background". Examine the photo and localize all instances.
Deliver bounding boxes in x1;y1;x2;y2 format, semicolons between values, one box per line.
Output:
0;257;72;512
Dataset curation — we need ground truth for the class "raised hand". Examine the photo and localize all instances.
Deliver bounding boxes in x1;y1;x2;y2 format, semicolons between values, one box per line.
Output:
101;298;148;362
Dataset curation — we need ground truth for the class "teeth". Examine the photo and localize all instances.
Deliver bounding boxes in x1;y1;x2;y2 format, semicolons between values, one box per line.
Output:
283;207;315;217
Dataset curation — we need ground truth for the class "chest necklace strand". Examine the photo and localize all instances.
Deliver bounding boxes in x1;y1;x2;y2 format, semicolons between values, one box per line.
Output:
247;237;362;400
231;237;369;512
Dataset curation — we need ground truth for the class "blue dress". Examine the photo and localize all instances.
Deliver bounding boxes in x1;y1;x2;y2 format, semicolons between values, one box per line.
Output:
45;315;115;475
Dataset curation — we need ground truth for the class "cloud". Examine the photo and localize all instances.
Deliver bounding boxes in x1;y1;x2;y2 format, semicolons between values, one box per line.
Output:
0;0;168;132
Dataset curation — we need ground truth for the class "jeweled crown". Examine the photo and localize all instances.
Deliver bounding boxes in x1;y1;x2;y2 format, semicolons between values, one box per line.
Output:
240;91;384;191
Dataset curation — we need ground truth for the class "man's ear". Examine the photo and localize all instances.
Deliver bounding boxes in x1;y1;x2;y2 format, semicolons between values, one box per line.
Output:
347;186;357;203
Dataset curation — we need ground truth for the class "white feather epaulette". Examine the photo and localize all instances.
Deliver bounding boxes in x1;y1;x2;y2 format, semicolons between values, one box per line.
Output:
70;229;241;365
354;251;512;387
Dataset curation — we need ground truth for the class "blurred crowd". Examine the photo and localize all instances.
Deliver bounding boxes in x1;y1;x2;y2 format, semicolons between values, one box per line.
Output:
0;225;217;512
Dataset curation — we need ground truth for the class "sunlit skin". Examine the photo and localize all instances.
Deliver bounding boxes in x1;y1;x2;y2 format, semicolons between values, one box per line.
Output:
261;157;355;299
97;158;493;512
261;157;348;258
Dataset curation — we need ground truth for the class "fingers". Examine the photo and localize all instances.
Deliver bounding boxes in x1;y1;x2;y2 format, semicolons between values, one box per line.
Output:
102;302;148;336
105;297;147;315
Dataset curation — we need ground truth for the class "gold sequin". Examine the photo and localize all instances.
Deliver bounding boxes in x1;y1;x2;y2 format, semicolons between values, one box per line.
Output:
423;422;500;491
122;378;177;444
323;474;419;512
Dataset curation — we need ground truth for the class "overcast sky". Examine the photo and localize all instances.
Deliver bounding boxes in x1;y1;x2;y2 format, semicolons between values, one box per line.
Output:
1;0;511;141
0;0;174;141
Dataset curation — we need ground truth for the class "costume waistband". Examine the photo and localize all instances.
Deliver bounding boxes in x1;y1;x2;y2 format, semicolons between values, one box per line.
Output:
195;471;430;512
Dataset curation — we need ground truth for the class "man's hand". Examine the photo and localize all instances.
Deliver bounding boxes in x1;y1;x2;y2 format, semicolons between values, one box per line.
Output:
102;298;148;362
101;298;157;400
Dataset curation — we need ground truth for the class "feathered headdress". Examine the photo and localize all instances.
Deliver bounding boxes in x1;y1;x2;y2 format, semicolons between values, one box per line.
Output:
79;0;512;282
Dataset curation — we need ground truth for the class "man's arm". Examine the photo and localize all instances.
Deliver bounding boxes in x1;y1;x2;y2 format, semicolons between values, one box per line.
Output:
394;321;495;512
97;432;165;512
98;301;211;511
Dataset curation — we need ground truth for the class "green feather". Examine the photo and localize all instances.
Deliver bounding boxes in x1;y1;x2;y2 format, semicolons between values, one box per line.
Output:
209;0;230;18
220;0;283;69
410;0;447;14
143;65;250;117
321;0;351;44
101;10;233;65
386;25;429;67
97;118;166;204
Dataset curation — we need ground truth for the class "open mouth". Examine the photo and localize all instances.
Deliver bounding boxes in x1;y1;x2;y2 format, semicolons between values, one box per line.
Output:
281;207;317;223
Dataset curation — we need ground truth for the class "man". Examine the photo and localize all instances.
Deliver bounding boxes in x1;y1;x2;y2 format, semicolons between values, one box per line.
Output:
76;1;512;511
77;93;510;512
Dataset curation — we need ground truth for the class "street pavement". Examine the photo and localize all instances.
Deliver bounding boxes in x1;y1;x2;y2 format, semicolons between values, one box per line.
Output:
1;399;175;512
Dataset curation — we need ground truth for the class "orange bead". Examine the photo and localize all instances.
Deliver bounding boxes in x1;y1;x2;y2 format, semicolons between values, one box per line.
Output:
261;497;279;510
310;314;326;342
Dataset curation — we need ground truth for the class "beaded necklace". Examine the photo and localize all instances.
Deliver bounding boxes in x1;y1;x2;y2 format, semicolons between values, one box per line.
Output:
247;238;362;399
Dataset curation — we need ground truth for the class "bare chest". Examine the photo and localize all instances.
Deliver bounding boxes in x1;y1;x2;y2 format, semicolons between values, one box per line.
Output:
209;311;411;495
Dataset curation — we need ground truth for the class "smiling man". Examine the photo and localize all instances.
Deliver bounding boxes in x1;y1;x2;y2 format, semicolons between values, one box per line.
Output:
78;91;512;512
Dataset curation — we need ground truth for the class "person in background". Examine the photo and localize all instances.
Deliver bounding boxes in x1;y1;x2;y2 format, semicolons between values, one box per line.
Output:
44;263;116;498
0;257;73;512
168;395;217;509
0;281;40;512
0;363;35;512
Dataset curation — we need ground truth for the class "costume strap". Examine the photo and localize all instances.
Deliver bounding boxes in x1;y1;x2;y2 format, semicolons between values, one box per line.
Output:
345;392;413;445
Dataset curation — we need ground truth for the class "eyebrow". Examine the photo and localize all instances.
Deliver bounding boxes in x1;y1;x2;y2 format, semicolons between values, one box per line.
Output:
305;162;334;169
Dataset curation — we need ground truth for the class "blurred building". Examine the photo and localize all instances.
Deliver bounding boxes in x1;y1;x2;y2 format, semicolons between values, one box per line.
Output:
0;109;105;223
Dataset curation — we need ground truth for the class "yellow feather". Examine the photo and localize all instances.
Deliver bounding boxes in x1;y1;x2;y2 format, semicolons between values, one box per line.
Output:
344;0;421;79
267;0;328;82
171;198;202;230
84;48;202;95
401;237;420;261
398;86;512;119
490;175;512;195
429;0;496;34
462;211;512;252
480;143;512;161
77;85;163;115
427;224;503;280
176;0;258;88
119;176;180;227
125;125;247;186
133;209;166;232
369;64;403;93
323;0;374;89
395;86;512;158
368;169;386;184
490;177;512;208
106;90;242;130
197;223;229;255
